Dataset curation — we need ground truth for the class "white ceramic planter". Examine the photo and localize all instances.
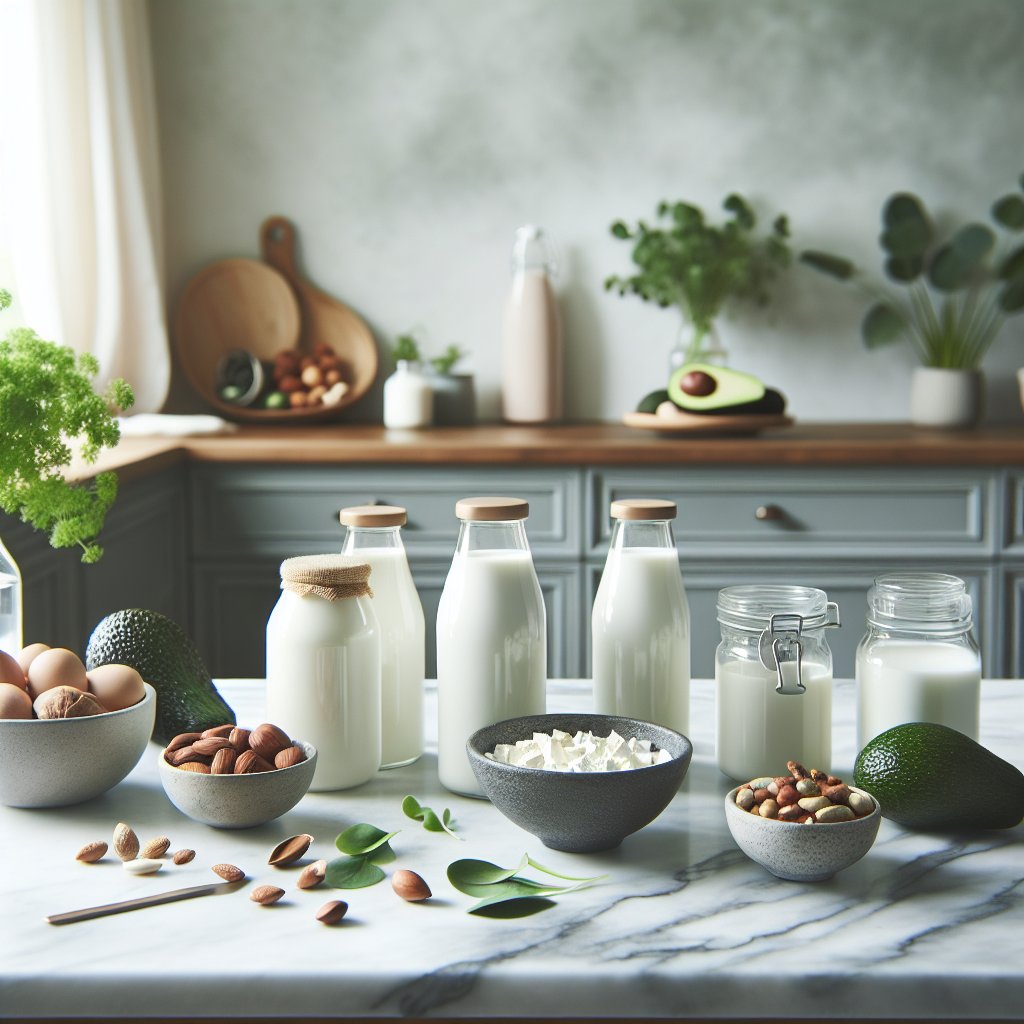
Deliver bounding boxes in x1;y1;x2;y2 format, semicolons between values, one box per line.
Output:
909;367;982;429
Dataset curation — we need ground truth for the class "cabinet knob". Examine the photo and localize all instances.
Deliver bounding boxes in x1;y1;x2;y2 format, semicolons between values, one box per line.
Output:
755;504;784;522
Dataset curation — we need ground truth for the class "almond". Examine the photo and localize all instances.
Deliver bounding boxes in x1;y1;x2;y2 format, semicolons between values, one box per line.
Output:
112;822;140;861
268;834;313;867
124;858;164;876
210;747;238;775
391;869;431;902
315;899;348;925
166;745;211;768
234;749;273;774
250;884;286;906
165;731;202;753
297;859;327;889
75;841;107;863
201;724;235;739
172;849;196;865
228;726;251;752
274;744;306;769
212;863;245;883
248;722;291;760
191;736;234;756
139;836;170;859
178;761;210;774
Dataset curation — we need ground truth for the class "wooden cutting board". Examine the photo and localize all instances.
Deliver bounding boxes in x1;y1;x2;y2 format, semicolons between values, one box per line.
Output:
260;216;379;405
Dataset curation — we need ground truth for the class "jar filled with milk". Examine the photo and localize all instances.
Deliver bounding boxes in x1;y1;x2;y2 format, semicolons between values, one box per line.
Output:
856;572;980;749
266;555;381;791
716;585;840;781
436;497;547;797
591;499;690;734
341;505;425;769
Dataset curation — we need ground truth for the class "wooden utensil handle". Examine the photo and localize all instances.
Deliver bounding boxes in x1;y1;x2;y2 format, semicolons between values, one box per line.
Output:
261;215;300;285
47;883;224;925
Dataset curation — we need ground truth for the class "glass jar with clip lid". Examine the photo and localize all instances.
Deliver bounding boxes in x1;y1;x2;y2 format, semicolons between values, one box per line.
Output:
715;585;840;781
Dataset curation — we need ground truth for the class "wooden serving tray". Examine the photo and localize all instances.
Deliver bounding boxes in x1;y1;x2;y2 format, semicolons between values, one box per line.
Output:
622;409;794;436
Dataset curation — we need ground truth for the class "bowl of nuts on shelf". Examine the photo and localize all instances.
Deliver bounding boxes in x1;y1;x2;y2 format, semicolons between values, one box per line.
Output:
724;760;881;881
0;644;155;808
158;720;317;828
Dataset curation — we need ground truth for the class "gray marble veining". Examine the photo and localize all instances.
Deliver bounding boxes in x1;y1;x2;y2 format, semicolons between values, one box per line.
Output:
0;679;1020;1019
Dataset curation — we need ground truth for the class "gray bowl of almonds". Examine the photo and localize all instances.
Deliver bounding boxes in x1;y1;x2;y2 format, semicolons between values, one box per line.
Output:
158;721;317;828
724;760;881;881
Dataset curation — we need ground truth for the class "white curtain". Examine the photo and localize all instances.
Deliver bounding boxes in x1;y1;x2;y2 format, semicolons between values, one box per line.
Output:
0;0;169;412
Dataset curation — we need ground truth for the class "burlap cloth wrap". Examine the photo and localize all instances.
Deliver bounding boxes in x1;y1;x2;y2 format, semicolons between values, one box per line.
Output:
279;554;373;602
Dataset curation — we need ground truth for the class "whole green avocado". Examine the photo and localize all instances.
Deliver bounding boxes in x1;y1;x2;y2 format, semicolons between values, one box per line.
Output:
854;721;1024;831
86;608;236;744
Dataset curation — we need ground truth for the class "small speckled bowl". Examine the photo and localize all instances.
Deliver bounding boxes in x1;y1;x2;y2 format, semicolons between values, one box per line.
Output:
467;713;692;853
0;684;156;808
724;785;881;881
158;741;317;828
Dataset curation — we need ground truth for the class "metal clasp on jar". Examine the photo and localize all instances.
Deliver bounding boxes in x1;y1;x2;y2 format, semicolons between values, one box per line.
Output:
758;603;840;695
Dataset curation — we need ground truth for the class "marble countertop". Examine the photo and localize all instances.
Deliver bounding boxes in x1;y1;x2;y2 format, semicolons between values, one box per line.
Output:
1;679;1021;1021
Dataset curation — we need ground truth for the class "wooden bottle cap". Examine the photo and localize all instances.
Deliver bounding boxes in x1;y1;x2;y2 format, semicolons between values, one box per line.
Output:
454;496;529;521
339;505;407;528
610;498;677;521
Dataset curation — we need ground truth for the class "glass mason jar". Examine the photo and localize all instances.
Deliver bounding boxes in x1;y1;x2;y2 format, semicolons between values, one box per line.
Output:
0;534;23;653
266;555;381;791
340;505;425;769
716;585;839;781
856;572;980;750
591;498;690;735
436;497;547;797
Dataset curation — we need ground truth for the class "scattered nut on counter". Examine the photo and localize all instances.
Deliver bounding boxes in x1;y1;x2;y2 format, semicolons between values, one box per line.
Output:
268;834;313;867
163;722;306;775
113;822;140;861
75;841;108;863
250;885;286;906
734;760;876;824
124;858;164;876
139;837;171;860
392;869;431;902
297;860;327;890
212;863;246;883
315;899;348;925
172;849;196;865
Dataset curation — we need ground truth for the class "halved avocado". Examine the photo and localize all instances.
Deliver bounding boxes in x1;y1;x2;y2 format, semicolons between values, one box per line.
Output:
636;388;671;414
701;387;786;416
667;363;765;412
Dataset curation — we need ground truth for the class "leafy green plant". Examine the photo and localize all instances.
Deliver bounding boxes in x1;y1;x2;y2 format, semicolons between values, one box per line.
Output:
392;333;422;363
429;344;465;375
325;823;399;889
403;794;461;839
0;290;135;563
801;173;1024;368
605;194;793;363
447;854;606;917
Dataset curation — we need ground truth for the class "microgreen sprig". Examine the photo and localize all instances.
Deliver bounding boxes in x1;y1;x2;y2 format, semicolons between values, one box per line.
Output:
325;823;399;889
403;795;462;839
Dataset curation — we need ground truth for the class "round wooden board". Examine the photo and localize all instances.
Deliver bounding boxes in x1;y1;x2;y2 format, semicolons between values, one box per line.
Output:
622;410;794;436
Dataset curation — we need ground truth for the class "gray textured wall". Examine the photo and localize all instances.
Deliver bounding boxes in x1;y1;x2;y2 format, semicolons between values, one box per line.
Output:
151;0;1024;423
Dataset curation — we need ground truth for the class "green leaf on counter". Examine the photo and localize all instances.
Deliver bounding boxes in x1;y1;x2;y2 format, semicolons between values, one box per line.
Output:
325;855;385;889
447;856;607;915
403;795;462;839
469;895;558;918
335;823;399;858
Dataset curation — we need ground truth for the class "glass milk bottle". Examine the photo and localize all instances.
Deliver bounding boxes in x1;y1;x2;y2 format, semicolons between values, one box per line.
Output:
716;585;840;781
383;360;433;428
436;497;547;796
340;505;425;768
266;555;381;790
856;572;981;749
501;225;563;424
591;499;690;734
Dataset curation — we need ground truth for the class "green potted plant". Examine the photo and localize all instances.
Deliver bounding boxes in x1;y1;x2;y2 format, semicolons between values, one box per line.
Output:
605;194;793;372
0;289;135;647
426;344;475;426
801;173;1024;428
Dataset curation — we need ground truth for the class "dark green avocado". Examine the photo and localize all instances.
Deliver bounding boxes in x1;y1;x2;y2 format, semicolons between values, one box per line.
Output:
854;721;1024;831
667;363;765;412
86;608;236;744
636;388;671;414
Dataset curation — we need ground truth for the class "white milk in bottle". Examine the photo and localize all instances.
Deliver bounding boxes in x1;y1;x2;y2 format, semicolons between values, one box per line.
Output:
592;499;690;734
436;497;546;797
856;573;980;749
715;585;840;781
341;505;425;768
501;225;562;424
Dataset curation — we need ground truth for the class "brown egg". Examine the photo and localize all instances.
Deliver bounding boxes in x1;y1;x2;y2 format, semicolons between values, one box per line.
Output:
0;682;32;719
16;642;50;676
26;647;88;701
87;664;146;712
0;649;27;691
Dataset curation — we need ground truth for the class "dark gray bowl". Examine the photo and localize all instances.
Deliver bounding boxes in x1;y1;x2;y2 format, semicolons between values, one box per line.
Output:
467;713;692;853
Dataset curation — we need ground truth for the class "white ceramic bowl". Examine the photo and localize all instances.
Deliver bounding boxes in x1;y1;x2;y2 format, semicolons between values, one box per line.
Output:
158;741;317;828
0;684;156;808
724;785;881;881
